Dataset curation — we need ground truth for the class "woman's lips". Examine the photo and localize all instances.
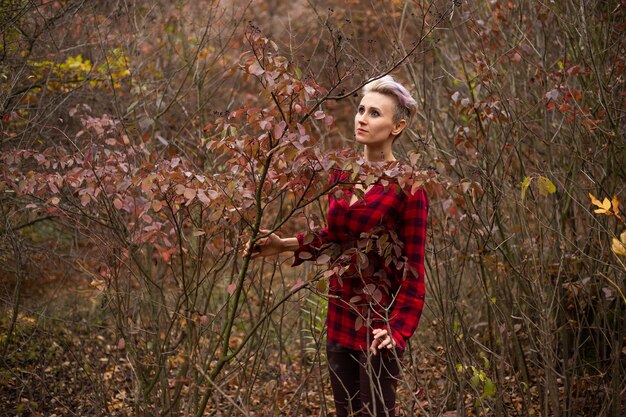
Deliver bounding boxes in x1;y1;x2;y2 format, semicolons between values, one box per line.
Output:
356;128;368;134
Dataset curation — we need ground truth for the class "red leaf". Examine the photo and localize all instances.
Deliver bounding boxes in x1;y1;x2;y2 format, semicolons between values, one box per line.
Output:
355;316;363;331
248;61;264;76
273;121;286;139
350;295;362;303
184;187;196;201
151;200;163;212
227;283;237;295
315;254;330;264
290;280;306;292
197;190;211;205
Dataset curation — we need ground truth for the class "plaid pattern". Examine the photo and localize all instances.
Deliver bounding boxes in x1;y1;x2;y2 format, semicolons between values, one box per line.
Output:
292;169;428;350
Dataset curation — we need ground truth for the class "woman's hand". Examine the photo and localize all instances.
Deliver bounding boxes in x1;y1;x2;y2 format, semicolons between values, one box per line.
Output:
243;229;286;259
369;328;396;355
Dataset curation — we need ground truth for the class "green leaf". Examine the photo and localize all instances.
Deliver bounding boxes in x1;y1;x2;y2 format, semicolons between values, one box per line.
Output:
483;378;496;398
537;176;556;196
521;176;532;201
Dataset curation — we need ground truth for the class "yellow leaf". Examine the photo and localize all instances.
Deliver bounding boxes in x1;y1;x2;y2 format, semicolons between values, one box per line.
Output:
612;233;626;256
594;198;612;214
521;176;532;201
589;193;603;207
611;196;620;216
537;176;556;196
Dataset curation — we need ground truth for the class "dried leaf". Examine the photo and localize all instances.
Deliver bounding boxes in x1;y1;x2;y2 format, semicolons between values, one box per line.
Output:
184;187;196;201
611;196;620;217
612;231;626;256
290;280;306;292
355;316;363;331
591;194;612;214
589;193;603;208
349;295;362;303
152;200;163;212
315;254;330;264
248;61;264;76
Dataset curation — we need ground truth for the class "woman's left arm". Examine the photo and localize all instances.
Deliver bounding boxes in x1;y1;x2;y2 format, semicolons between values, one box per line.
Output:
375;187;428;351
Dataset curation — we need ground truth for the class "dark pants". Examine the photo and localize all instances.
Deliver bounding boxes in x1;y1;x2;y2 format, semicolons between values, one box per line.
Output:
327;347;403;417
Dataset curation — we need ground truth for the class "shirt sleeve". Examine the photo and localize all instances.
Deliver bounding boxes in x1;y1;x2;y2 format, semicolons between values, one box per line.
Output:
291;228;330;266
387;187;428;350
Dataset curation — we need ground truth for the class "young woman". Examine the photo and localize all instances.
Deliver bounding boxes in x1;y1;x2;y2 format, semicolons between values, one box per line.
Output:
245;75;428;417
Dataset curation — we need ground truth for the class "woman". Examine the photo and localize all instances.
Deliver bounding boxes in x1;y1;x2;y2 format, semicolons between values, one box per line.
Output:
245;75;428;417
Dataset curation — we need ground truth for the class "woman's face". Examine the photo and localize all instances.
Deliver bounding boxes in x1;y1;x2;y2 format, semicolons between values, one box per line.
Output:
354;92;405;147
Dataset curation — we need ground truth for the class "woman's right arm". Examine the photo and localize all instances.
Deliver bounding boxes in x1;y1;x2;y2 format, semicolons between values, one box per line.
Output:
243;228;330;266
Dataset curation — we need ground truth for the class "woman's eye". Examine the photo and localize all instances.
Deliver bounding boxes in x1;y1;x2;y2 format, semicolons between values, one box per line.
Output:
358;107;365;114
371;110;379;117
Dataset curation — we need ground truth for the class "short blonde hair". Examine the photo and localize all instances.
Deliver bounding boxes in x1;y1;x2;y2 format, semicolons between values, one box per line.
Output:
362;75;417;126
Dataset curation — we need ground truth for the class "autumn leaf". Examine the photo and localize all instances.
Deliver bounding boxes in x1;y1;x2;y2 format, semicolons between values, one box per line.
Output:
315;254;330;264
520;176;532;201
537;176;556;196
197;189;211;205
248;61;264;76
290;280;306;292
354;316;363;331
611;196;620;218
183;187;196;201
151;200;163;212
90;277;106;292
80;193;91;206
589;193;612;214
612;231;626;256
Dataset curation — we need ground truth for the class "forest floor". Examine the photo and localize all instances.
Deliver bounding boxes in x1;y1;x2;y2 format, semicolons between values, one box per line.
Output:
0;274;556;417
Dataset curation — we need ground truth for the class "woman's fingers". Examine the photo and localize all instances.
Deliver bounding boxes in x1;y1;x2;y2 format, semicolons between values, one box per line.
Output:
243;230;281;259
370;328;395;355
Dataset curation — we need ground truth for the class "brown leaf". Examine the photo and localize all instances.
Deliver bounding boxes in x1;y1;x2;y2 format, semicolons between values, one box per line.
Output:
152;200;163;212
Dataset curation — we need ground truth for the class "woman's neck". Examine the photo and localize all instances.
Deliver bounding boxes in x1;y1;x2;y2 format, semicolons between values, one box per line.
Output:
363;144;396;162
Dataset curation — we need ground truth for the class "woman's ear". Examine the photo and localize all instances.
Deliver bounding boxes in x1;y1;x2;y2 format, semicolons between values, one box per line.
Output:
391;119;407;136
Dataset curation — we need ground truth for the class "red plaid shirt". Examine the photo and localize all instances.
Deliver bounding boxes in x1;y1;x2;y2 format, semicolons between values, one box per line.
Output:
292;168;428;351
